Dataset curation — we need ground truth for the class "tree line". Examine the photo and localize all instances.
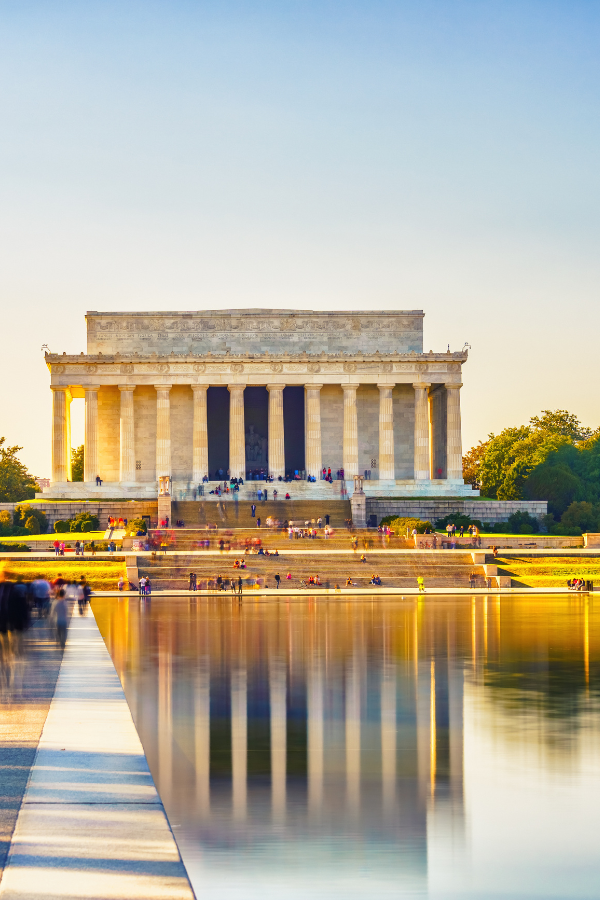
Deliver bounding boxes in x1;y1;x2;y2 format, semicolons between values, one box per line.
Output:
463;409;600;535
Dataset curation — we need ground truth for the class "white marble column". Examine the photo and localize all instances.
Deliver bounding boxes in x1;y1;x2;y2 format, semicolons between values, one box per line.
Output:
270;659;287;820
377;384;395;481
83;386;100;483
446;383;463;480
305;384;323;479
343;384;360;478
51;387;72;483
307;663;324;814
231;667;247;819
381;663;396;813
192;385;209;482
195;657;210;814
413;383;431;482
267;384;285;480
346;656;361;814
155;385;172;478
228;385;246;479
118;385;136;482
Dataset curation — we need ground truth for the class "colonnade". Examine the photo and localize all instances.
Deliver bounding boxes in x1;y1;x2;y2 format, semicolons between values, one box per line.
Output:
50;381;463;484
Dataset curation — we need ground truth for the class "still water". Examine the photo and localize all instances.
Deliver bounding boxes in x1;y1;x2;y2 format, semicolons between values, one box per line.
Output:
92;595;600;900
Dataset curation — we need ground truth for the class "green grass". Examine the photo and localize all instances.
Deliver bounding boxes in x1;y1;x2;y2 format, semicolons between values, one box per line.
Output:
0;531;109;543
497;556;600;587
0;558;126;590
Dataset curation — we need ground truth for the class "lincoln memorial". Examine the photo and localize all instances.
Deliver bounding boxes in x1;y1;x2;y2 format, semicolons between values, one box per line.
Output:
43;310;477;499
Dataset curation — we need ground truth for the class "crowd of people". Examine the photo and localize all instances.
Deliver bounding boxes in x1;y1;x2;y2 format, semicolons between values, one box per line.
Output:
0;566;91;655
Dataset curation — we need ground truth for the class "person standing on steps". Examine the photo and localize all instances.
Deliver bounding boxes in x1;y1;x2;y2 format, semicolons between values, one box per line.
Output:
275;573;281;589
325;514;330;526
417;576;425;593
251;504;256;518
257;517;261;528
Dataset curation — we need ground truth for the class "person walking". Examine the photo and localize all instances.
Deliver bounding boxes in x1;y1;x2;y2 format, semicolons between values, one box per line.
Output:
52;588;68;650
275;572;281;589
417;576;425;593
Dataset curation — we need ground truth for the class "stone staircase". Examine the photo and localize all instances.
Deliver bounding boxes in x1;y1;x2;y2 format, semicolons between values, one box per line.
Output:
138;549;487;591
171;499;352;530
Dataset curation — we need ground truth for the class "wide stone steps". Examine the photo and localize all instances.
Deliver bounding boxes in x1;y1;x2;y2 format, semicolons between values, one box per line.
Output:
137;552;486;589
171;499;352;529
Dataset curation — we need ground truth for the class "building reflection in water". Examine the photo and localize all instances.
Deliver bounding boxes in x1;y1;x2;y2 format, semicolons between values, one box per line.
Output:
93;598;475;895
93;594;600;897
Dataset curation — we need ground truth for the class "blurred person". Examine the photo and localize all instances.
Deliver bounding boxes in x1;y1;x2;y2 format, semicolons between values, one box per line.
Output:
118;575;124;592
417;576;425;593
52;589;68;650
31;577;51;618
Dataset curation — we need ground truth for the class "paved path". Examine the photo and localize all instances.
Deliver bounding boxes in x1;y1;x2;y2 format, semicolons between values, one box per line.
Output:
0;617;64;881
0;610;195;900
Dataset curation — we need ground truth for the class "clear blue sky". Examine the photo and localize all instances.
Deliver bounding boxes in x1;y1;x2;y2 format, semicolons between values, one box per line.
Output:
1;1;599;475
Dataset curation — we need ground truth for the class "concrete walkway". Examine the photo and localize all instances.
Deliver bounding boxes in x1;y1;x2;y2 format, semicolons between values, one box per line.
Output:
0;610;195;900
92;586;590;597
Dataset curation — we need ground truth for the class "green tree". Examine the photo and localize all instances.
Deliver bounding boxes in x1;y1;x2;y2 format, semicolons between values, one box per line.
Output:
0;439;38;502
14;504;48;532
71;445;84;482
530;410;591;441
462;440;490;489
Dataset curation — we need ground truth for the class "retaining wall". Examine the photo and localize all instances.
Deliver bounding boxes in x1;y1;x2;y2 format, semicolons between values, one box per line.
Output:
366;498;548;524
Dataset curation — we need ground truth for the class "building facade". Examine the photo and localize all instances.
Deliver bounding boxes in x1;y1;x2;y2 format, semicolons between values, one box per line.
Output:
44;309;477;498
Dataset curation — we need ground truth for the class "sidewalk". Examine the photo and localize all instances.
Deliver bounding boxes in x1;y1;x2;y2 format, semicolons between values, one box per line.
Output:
0;610;195;900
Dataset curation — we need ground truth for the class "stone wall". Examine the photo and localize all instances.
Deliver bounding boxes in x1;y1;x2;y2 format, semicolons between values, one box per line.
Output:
0;501;158;529
86;309;424;356
367;498;548;524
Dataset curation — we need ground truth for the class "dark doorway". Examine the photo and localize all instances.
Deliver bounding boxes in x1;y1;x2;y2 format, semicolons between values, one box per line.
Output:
244;387;269;476
283;386;305;476
207;387;230;477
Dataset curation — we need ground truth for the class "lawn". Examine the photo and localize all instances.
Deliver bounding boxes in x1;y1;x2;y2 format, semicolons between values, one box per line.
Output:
0;531;108;543
497;556;600;587
0;558;126;590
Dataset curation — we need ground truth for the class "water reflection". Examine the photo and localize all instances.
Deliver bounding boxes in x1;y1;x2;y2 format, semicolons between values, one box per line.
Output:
92;595;600;899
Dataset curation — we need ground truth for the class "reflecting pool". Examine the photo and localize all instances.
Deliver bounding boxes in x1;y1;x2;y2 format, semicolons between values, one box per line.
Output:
92;595;600;899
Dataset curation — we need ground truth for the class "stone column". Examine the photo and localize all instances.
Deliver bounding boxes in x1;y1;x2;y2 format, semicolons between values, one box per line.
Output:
51;387;71;483
413;383;431;481
305;384;323;479
83;386;100;483
307;663;324;814
345;656;361;814
267;384;285;480
192;385;209;482
377;384;395;480
118;385;136;482
231;667;247;820
381;662;396;813
343;384;360;478
155;385;172;478
228;385;246;479
270;658;287;820
446;384;463;480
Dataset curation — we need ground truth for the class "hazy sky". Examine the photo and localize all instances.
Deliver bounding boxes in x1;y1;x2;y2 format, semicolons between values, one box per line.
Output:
1;0;598;476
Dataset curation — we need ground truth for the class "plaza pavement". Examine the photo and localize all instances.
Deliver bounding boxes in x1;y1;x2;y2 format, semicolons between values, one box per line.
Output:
0;610;195;900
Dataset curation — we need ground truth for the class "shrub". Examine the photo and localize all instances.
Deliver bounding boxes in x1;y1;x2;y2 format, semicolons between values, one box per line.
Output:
70;511;100;532
387;517;433;535
0;542;29;552
54;519;70;533
127;518;147;535
0;510;11;526
14;504;47;533
434;513;483;531
24;516;39;534
507;511;539;534
560;501;600;535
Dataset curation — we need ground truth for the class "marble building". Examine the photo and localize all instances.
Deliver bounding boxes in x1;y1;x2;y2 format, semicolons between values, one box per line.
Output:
43;309;477;499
